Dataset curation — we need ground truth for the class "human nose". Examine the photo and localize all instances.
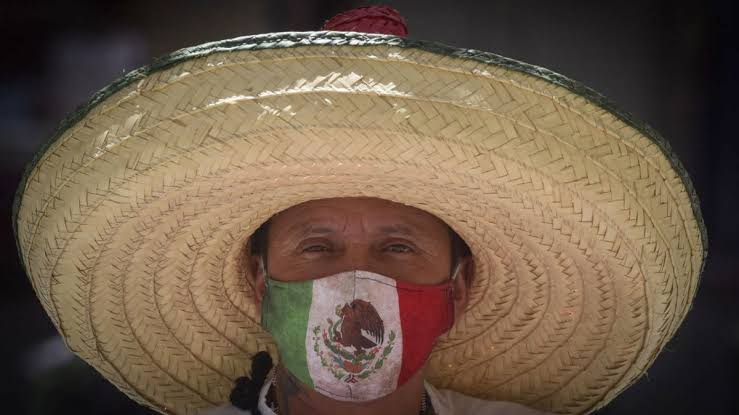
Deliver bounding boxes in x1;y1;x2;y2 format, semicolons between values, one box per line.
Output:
340;241;373;269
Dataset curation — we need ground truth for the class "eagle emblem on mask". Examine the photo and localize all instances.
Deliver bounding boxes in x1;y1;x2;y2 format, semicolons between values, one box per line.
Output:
312;299;396;383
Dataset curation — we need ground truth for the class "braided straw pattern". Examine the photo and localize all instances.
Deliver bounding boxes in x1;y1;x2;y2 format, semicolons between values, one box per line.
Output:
13;32;706;415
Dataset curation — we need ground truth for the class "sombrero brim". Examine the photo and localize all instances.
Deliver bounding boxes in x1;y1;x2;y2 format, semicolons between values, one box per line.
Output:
12;31;707;415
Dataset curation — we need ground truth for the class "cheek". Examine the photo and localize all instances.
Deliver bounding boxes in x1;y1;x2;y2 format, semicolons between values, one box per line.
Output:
268;254;360;281
394;270;448;285
371;258;451;285
393;249;452;285
268;257;450;284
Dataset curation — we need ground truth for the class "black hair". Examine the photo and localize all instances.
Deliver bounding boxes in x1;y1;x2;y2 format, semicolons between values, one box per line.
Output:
448;225;472;275
249;217;272;268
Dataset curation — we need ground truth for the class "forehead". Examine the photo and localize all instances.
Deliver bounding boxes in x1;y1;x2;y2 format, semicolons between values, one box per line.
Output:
269;197;450;238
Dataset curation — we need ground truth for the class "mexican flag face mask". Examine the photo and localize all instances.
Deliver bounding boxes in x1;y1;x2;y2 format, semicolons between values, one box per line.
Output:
260;266;459;402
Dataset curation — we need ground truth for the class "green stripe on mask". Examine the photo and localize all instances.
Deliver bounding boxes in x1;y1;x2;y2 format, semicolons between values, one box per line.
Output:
261;277;314;387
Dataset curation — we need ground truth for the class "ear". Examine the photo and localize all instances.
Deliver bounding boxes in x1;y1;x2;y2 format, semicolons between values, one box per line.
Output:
451;256;474;323
248;255;267;310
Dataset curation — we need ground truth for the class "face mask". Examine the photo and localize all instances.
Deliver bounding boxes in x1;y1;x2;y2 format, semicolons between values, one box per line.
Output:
260;264;460;402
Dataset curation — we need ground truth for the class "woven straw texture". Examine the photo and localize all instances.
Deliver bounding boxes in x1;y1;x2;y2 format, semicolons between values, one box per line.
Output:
12;32;706;415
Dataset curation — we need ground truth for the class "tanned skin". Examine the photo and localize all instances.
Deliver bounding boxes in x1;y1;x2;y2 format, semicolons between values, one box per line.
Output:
248;197;474;415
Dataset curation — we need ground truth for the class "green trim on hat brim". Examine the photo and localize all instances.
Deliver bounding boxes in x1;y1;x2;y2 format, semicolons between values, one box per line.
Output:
11;30;708;301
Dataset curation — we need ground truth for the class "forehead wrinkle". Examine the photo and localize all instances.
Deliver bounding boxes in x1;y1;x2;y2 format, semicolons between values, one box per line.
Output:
284;221;337;239
280;220;432;241
274;202;446;240
375;224;416;237
373;223;443;247
272;221;336;252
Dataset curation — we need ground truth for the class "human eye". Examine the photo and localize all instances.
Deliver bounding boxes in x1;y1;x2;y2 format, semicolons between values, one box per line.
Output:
302;244;330;253
385;243;414;254
299;238;333;253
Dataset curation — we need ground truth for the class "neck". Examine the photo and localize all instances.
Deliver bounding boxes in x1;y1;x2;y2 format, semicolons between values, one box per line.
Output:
273;364;427;415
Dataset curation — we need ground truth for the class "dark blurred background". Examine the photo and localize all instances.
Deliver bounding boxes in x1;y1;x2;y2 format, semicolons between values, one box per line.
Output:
1;0;737;414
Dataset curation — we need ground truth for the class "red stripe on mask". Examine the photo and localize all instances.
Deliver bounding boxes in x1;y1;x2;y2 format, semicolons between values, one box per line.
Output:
396;279;455;385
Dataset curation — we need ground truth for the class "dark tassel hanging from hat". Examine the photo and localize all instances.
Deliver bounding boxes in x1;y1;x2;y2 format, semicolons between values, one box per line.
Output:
229;351;273;414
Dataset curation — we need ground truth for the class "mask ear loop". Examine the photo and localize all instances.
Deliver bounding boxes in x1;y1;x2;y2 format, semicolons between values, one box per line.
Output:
258;256;269;328
445;260;464;331
258;255;268;278
258;256;272;320
450;260;463;282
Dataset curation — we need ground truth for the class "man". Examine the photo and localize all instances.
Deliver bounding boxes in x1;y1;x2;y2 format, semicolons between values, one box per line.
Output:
202;196;551;414
13;5;705;415
211;196;548;414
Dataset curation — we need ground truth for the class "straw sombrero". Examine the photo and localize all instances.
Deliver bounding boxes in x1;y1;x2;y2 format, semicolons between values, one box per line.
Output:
12;6;707;415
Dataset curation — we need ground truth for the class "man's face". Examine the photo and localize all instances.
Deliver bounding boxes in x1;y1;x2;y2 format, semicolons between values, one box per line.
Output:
248;196;473;327
262;197;454;285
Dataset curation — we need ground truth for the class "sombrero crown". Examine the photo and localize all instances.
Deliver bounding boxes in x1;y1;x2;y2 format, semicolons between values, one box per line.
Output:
12;5;707;415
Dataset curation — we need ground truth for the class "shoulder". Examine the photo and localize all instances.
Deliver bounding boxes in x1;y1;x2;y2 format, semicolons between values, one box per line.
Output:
424;381;554;415
197;404;252;415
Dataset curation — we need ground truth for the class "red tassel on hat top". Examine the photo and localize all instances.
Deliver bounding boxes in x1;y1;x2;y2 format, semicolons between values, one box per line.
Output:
321;5;408;37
